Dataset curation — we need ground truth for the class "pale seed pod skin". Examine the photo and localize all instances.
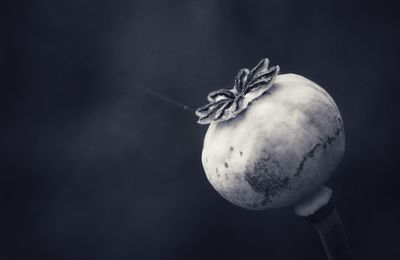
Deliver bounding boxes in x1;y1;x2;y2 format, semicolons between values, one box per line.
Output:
201;74;345;210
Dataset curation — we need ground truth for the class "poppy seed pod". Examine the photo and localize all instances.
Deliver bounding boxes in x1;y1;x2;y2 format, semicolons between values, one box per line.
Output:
197;59;345;210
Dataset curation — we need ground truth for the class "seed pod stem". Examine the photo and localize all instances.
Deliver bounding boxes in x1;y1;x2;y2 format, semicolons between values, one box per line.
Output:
294;187;353;260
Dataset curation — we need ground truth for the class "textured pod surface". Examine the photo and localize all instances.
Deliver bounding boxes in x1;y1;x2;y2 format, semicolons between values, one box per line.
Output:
201;74;345;210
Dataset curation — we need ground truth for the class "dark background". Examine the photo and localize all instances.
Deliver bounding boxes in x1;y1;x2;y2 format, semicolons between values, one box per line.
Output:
2;0;400;259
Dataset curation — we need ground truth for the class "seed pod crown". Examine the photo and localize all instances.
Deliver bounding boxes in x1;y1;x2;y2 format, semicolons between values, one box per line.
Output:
196;58;280;124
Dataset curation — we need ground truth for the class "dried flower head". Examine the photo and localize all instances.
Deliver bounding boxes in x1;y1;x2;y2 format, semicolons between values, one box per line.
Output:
195;58;280;124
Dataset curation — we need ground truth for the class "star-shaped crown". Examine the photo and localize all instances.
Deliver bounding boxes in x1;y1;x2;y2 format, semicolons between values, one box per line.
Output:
195;58;280;124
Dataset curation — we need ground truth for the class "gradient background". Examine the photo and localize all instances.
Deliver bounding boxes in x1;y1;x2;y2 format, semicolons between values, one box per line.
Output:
2;0;400;259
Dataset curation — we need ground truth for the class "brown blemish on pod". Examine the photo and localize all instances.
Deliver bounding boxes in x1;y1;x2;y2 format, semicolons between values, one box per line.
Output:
295;126;343;177
244;156;290;207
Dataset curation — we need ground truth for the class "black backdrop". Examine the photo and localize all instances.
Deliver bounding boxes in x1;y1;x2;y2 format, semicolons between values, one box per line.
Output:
2;0;400;259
